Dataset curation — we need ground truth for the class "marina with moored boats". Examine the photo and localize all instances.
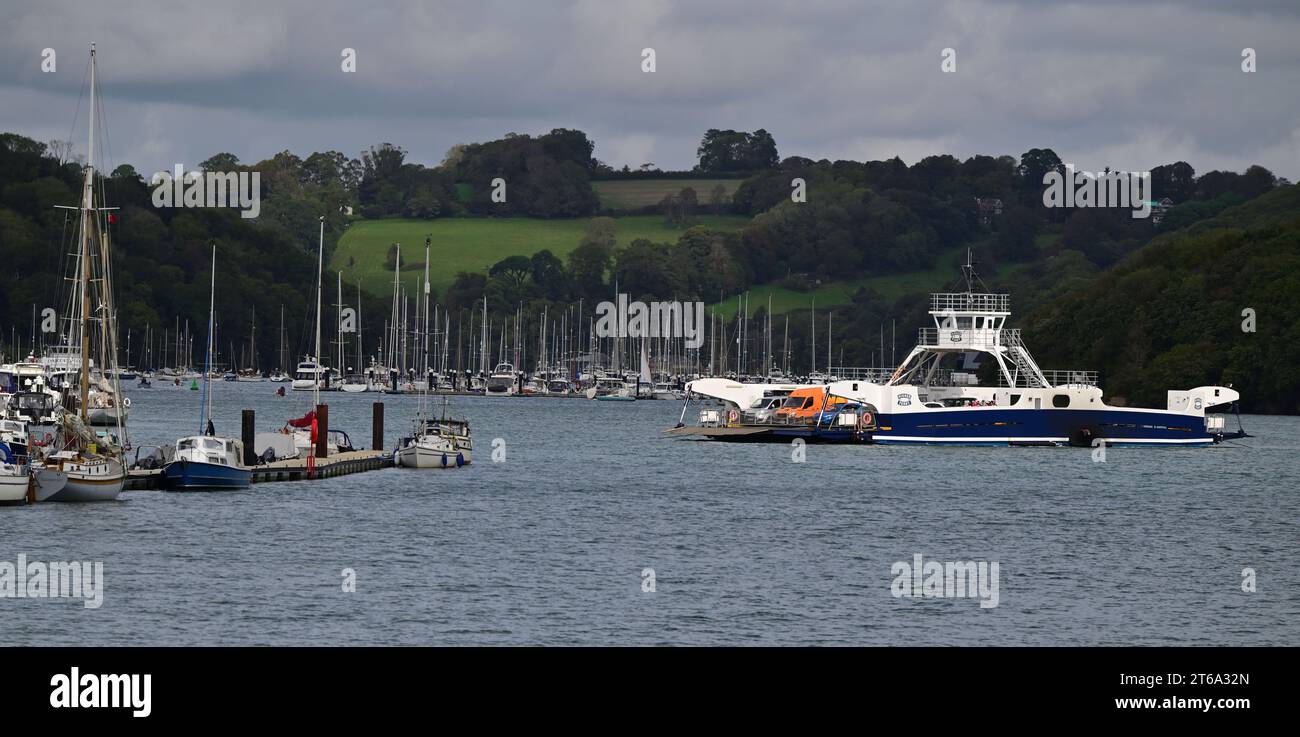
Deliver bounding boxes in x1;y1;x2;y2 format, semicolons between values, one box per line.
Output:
0;46;1258;511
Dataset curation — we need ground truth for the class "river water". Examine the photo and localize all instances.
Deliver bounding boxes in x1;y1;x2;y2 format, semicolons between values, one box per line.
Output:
3;382;1297;645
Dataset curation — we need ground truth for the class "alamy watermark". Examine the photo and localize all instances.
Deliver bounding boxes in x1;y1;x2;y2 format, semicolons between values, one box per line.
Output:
891;553;999;608
0;554;103;609
151;164;261;218
595;294;705;348
50;667;151;717
1043;164;1151;219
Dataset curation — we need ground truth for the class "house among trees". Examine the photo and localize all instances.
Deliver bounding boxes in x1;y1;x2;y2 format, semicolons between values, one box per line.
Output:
1148;197;1174;225
974;197;1004;224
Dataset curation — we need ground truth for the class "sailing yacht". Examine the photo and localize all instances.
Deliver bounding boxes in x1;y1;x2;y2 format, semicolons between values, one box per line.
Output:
586;375;635;401
0;418;33;503
339;372;368;392
268;306;291;382
39;45;126;501
236;307;264;380
159;245;252;490
281;216;336;455
395;398;473;469
1;440;30;503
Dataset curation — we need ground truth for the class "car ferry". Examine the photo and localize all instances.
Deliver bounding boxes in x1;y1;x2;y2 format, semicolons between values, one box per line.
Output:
677;258;1244;447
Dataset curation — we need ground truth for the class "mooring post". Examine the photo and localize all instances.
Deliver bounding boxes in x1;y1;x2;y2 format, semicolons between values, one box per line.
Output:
373;401;384;451
315;404;329;458
242;409;256;466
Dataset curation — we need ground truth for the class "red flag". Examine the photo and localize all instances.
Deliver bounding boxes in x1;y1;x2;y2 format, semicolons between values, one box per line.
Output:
107;213;118;224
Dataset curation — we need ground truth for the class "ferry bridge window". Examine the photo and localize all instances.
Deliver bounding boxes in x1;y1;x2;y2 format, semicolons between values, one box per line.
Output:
1052;394;1070;408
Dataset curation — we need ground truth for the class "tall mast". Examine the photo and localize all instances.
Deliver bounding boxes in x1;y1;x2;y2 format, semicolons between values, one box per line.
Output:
390;243;401;370
200;243;216;433
336;270;343;372
766;294;772;376
249;305;256;372
810;296;816;376
783;315;789;374
77;44;98;420
355;279;363;371
422;236;431;377
314;215;323;405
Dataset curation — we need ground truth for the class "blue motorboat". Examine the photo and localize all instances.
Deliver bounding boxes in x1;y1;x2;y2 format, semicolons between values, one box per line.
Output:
159;243;253;490
158;435;251;489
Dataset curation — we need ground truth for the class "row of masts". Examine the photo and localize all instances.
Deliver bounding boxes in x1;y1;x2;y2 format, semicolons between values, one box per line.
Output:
4;295;903;380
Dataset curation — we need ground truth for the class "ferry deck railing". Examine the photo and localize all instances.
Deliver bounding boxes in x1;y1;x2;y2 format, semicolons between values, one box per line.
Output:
930;293;1010;313
996;369;1098;387
825;367;896;383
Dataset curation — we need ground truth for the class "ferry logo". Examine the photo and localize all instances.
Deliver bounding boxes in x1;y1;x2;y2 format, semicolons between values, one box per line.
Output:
891;554;1000;609
0;554;103;609
49;667;151;718
150;164;261;219
595;294;705;349
1042;164;1152;219
896;393;912;406
949;331;962;343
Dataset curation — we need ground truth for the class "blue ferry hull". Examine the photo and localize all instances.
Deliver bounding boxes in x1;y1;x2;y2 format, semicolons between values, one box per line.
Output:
159;459;252;490
873;407;1216;446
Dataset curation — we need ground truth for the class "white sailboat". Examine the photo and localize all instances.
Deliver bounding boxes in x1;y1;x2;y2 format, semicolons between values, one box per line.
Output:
395;398;472;468
0;428;29;502
40;44;126;502
269;305;291;382
237;306;264;380
283;216;336;456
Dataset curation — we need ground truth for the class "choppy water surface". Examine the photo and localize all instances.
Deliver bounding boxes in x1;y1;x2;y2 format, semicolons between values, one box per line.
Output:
3;382;1297;645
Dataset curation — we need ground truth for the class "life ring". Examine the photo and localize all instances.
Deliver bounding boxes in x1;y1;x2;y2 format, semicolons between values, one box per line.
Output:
727;409;740;424
858;411;873;429
123;397;132;408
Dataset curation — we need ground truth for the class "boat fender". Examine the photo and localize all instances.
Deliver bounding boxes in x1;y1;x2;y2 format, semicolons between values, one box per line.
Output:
440;454;448;468
727;409;740;424
456;452;464;467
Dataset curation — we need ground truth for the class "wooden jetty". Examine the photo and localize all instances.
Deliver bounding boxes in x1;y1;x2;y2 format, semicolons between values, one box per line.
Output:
124;401;396;490
125;449;393;490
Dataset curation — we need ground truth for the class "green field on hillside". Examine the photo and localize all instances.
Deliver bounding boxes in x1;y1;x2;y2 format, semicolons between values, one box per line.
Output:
708;245;975;317
593;179;742;209
332;215;750;298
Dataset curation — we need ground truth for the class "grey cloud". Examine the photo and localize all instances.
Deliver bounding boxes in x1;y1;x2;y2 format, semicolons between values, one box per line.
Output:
0;0;1295;179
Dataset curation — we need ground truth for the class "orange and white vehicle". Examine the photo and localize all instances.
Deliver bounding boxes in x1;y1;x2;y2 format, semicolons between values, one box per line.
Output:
772;386;847;423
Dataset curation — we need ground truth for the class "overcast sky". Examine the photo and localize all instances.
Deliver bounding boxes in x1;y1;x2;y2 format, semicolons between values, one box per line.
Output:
3;0;1298;180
